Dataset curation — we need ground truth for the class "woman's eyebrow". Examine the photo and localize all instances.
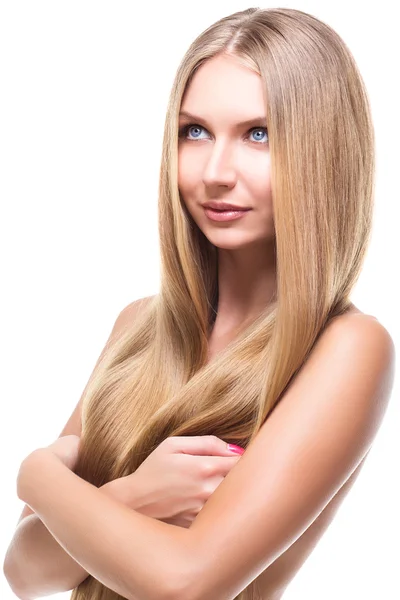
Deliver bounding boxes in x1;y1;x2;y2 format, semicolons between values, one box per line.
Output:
178;110;267;129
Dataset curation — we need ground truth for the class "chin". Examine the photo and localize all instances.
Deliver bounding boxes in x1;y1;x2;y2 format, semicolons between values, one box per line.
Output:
204;234;256;250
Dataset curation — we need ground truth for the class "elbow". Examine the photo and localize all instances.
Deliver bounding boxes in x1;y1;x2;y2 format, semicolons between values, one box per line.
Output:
163;568;198;600
135;564;194;600
124;572;187;600
162;583;190;600
3;558;31;600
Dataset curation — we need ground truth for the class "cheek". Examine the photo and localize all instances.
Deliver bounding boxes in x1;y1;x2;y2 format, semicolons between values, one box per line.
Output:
242;154;271;200
177;150;198;197
254;176;272;204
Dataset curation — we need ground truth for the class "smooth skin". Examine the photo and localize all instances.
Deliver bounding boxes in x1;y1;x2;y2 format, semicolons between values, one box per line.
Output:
178;53;277;340
5;54;396;600
4;298;154;598
13;312;395;600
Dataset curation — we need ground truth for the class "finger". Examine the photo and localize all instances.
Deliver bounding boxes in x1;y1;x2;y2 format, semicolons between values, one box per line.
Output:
167;435;245;457
196;455;242;477
216;455;243;476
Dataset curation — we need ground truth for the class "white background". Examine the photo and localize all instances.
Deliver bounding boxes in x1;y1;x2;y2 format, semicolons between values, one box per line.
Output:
1;1;398;598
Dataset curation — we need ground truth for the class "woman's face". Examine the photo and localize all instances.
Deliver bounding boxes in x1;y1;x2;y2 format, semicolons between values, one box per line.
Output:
178;54;274;250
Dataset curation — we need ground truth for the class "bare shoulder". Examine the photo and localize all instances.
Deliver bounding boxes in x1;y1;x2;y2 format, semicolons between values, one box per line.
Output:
279;306;397;435
121;294;156;317
131;294;157;311
113;294;157;334
328;307;394;356
321;309;395;411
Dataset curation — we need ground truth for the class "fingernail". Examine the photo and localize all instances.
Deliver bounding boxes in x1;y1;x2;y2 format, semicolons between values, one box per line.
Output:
227;444;245;455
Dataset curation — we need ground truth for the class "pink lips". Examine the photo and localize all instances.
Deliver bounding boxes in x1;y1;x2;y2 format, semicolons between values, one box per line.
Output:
204;207;251;222
203;201;250;211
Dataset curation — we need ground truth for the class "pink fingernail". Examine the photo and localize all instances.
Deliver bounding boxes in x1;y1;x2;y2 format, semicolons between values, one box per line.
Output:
227;444;245;455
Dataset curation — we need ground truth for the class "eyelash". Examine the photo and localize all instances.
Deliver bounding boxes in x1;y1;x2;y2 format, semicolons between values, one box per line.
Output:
178;123;269;145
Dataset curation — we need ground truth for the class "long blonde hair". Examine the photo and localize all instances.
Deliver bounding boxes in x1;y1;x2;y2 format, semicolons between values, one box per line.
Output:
71;7;375;600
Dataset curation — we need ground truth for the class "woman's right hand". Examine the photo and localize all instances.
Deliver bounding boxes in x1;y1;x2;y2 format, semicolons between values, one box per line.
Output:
102;435;245;529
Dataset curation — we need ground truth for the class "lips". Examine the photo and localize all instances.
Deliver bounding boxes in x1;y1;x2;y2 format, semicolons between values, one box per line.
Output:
203;201;251;211
209;207;249;212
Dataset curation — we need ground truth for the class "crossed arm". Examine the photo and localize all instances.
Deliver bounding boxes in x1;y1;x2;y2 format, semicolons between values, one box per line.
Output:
17;451;189;600
16;315;395;600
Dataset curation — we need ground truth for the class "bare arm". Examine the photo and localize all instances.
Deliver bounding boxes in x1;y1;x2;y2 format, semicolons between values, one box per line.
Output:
4;510;91;599
4;475;144;599
14;451;186;600
3;297;155;600
3;483;124;599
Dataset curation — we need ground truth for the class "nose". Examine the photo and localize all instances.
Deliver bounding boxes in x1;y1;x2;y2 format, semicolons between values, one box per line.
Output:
202;139;237;191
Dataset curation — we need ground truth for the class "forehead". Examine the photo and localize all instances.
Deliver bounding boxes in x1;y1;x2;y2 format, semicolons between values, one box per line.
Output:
181;55;266;122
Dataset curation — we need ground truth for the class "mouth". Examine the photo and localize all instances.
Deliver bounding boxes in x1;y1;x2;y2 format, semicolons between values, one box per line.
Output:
203;202;251;211
203;206;252;222
208;207;251;212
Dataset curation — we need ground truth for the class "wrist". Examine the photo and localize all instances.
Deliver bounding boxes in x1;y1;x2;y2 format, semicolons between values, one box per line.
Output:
100;477;135;508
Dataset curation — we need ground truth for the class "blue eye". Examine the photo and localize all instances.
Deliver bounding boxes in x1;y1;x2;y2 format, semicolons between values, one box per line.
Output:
178;124;269;145
249;128;268;143
179;125;205;140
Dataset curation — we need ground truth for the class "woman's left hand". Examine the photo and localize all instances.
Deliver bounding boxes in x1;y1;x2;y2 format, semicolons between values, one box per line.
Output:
37;435;81;471
17;435;81;504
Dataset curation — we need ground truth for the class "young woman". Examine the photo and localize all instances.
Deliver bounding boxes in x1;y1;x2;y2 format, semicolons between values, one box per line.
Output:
5;7;395;600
